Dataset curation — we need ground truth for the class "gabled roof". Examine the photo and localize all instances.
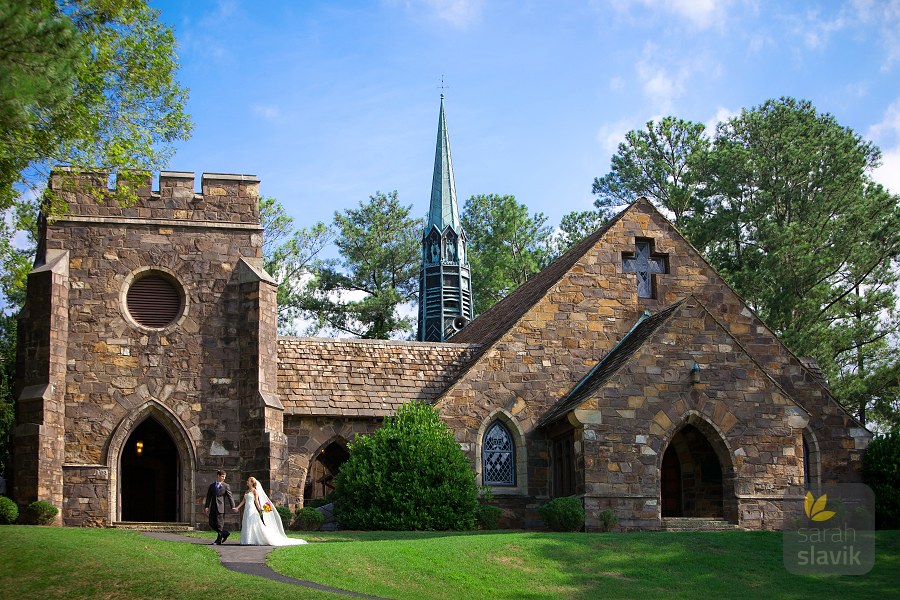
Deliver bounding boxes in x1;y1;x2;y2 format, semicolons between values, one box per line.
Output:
537;300;685;427
449;201;630;348
426;95;462;235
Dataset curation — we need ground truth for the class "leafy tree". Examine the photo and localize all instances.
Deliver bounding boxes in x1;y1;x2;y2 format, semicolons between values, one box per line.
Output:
554;208;609;255
592;116;708;229
703;98;900;425
259;196;332;335
862;432;900;528
0;0;191;208
304;191;421;339
461;194;553;314
333;401;478;530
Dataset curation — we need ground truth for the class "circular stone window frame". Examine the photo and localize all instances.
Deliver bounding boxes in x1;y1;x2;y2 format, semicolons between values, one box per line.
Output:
120;266;189;332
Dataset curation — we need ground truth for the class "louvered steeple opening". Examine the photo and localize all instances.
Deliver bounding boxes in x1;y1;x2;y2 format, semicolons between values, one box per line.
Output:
126;273;184;328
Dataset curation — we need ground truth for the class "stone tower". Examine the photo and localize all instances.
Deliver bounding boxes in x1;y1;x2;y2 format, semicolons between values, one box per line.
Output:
12;169;287;526
417;95;474;341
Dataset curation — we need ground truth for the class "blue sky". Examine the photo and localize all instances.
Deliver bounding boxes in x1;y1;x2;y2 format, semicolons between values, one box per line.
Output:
151;0;900;233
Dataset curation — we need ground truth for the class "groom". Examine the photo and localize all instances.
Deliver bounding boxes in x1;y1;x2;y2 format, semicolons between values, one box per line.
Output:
204;470;235;545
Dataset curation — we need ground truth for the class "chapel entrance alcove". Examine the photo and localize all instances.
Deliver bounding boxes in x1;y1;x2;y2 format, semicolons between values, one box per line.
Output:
660;423;736;521
305;440;349;502
120;418;180;522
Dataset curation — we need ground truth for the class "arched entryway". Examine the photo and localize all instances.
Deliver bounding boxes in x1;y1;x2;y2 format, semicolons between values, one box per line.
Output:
660;423;735;521
120;417;180;522
304;439;349;502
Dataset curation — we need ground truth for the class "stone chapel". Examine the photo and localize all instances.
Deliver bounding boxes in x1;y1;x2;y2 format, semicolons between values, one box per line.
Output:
11;98;870;531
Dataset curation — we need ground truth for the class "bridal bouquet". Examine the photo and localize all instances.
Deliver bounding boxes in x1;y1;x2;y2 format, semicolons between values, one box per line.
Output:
259;501;273;524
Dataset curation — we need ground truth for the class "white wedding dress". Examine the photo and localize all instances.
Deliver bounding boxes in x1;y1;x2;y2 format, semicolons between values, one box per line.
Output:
239;487;307;546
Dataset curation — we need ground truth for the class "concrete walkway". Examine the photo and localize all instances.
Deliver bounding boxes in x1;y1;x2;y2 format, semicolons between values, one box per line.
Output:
142;532;384;599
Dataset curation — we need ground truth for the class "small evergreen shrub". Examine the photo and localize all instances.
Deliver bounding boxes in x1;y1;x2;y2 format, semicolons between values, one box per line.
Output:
24;501;58;525
306;493;333;508
539;496;585;532
863;432;900;529
334;402;479;530
0;496;17;524
598;509;618;532
476;504;503;529
293;506;324;531
275;505;292;525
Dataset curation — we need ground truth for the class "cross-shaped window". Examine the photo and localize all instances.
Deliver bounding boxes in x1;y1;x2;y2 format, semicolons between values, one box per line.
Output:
622;238;668;298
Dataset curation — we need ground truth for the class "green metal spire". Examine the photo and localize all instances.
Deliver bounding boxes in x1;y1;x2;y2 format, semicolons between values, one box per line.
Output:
427;94;461;233
418;94;473;342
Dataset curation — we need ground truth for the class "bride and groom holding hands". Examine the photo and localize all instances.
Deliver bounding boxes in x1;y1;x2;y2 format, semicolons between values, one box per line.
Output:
204;470;307;547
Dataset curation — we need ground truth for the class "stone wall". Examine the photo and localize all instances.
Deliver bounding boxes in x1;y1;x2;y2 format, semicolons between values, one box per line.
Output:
436;199;862;529
17;169;269;525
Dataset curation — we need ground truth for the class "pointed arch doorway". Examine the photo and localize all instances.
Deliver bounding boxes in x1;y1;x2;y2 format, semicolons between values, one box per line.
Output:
660;422;737;521
120;418;180;522
305;439;349;502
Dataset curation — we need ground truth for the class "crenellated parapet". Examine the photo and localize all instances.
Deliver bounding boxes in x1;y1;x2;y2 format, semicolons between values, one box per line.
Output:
49;167;261;224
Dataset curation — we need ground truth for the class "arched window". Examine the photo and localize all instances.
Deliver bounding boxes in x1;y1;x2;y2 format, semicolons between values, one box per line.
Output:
483;421;515;486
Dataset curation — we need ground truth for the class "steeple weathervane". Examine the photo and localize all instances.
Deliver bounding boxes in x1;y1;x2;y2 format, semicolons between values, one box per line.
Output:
418;94;473;342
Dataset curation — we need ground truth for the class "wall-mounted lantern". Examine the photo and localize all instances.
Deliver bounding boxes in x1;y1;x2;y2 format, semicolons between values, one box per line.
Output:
690;361;701;385
135;440;144;457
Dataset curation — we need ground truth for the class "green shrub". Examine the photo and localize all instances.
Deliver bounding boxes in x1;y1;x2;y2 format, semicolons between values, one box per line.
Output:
292;506;324;531
598;509;618;532
275;505;292;525
0;496;18;524
24;501;58;525
334;402;479;530
476;504;502;529
306;493;333;508
539;496;585;532
863;432;900;529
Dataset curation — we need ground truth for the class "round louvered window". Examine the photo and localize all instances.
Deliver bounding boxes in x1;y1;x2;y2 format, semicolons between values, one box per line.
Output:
125;272;184;328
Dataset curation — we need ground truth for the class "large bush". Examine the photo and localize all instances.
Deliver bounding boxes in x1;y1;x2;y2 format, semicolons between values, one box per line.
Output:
334;402;478;530
539;496;585;532
24;501;58;525
862;432;900;529
292;506;324;531
0;496;18;524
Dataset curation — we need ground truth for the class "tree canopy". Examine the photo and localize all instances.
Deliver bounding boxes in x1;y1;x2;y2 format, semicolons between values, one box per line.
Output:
461;194;553;315
301;191;421;339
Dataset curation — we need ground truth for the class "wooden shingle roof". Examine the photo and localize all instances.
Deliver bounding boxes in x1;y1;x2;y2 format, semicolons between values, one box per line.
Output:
277;338;480;417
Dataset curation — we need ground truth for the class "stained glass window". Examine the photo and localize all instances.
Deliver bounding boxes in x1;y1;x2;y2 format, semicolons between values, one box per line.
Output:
483;421;515;486
622;239;668;298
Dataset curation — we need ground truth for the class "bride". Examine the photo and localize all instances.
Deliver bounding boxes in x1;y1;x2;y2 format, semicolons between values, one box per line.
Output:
234;476;307;546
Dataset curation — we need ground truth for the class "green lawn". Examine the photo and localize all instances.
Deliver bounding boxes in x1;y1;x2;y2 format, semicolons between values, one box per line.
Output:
2;527;898;599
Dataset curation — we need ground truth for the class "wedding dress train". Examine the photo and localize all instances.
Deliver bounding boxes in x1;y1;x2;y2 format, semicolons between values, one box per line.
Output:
239;487;307;546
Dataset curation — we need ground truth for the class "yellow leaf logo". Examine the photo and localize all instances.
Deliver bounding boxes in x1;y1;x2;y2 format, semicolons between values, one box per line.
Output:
804;492;836;522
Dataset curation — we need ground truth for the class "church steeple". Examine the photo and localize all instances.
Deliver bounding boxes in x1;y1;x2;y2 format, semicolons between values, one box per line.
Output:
418;95;473;342
427;95;461;233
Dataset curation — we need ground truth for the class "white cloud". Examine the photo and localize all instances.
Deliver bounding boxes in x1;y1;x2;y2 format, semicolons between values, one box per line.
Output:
704;106;739;137
872;147;900;193
252;104;283;122
388;0;483;28
596;118;639;157
868;100;900;194
633;43;720;113
793;0;900;69
615;0;734;30
609;76;625;92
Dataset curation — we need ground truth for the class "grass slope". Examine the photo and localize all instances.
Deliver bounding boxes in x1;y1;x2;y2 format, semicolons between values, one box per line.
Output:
280;530;900;599
1;527;897;599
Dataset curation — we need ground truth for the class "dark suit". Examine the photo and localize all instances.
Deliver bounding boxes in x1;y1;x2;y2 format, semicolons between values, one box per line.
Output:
204;480;235;543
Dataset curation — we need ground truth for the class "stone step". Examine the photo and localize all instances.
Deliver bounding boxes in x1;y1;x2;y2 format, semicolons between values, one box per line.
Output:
111;521;194;532
661;517;740;532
